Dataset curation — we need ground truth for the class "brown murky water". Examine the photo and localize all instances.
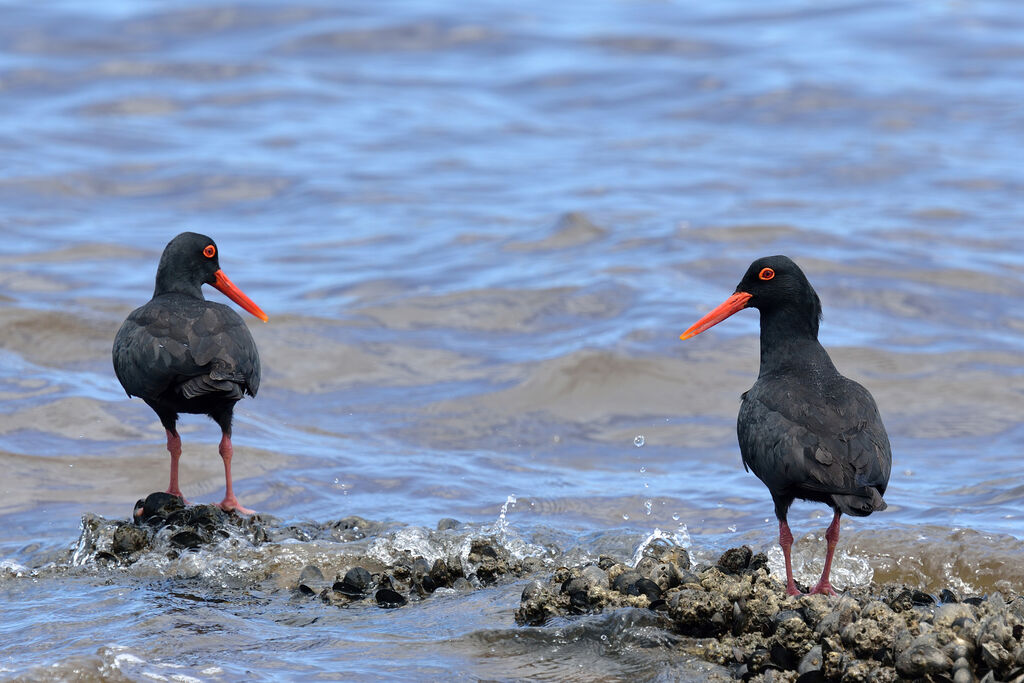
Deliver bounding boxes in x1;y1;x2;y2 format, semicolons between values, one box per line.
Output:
2;0;1024;679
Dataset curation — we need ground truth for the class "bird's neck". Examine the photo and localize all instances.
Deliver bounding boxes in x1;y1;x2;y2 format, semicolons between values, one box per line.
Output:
153;270;205;300
757;307;833;378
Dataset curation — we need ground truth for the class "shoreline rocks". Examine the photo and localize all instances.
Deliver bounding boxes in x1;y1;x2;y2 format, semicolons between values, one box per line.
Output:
74;493;539;611
72;496;1024;680
516;541;1024;681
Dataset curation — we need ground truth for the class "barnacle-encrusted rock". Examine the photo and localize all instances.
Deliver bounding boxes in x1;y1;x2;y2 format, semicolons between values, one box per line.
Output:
516;545;1024;681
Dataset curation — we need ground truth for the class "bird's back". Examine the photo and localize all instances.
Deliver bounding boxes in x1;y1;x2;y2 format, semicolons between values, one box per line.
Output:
113;293;261;405
737;350;891;517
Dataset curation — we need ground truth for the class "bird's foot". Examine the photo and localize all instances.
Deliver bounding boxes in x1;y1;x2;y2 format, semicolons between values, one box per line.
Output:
809;580;837;596
785;584;803;597
218;496;254;515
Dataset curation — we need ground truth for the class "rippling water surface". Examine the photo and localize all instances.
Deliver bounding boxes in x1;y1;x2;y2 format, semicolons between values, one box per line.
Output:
3;0;1024;679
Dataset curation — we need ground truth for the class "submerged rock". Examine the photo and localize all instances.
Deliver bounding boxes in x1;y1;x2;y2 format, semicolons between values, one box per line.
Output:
515;545;1024;681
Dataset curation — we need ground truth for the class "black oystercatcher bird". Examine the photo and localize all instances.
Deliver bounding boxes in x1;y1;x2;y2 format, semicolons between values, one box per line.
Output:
680;256;890;596
113;232;267;514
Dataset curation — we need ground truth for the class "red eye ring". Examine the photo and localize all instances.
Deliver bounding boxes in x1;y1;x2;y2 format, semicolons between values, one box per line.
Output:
759;267;775;281
203;245;216;258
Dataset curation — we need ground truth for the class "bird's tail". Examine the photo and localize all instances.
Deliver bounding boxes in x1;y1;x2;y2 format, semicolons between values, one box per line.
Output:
832;487;887;517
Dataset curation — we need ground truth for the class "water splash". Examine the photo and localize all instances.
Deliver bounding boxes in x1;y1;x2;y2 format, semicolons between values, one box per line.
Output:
368;526;446;566
475;495;547;566
633;435;645;448
0;559;31;578
766;543;874;589
629;526;691;568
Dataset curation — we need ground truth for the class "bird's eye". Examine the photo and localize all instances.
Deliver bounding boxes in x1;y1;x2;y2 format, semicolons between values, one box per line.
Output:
759;267;775;281
203;245;216;258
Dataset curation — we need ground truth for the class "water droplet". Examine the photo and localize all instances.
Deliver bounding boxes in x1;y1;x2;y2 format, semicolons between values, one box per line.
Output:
639;466;646;473
622;513;630;521
728;524;737;532
672;512;680;521
644;500;652;516
633;435;645;448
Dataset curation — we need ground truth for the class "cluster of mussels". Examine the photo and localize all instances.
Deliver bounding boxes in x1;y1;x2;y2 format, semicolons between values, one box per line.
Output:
292;535;540;610
75;492;271;564
75;493;539;611
516;540;1024;682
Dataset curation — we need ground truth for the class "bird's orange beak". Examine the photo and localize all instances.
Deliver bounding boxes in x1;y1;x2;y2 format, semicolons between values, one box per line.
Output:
213;270;269;322
680;291;752;340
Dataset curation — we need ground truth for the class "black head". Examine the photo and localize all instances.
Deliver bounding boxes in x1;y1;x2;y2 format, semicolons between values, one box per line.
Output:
151;232;268;322
735;255;822;331
154;232;222;298
681;255;821;340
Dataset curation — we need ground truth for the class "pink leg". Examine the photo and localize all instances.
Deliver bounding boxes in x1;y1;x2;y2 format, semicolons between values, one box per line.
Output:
810;511;841;596
779;519;801;596
164;429;189;503
217;433;254;514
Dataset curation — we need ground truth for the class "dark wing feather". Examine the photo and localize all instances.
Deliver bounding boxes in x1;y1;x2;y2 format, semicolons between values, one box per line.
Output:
112;293;260;403
738;374;891;517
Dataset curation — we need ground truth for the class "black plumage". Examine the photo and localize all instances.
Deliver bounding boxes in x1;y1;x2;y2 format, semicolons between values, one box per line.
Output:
113;232;267;514
682;255;891;595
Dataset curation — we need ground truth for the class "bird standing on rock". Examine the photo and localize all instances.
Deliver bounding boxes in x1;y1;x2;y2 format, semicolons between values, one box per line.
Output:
680;255;891;596
113;232;267;514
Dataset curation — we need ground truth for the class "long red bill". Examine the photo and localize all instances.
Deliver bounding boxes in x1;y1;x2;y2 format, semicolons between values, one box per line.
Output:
680;291;752;340
213;270;269;322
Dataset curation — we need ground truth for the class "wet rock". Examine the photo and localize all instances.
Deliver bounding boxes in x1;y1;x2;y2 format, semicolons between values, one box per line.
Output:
133;492;185;525
299;565;324;584
980;641;1013;672
436;518;460;531
775;610;815;660
889;589;915;613
429;558;458;589
467;539;509;584
798;644;822;674
516;580;556;626
328;516;374;542
409;557;431;581
936;602;978;630
670;588;733;637
717;546;752;574
516;544;1024;682
612;570;644;594
650;562;682;591
578;564;609;590
375;588;407;609
632;578;662;602
815;596;860;637
169;530;205;549
111;524;149;555
896;640;953;678
334;567;373;597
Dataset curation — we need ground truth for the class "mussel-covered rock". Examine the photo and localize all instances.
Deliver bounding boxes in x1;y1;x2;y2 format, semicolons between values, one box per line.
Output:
516;545;1024;682
467;539;510;585
133;492;186;525
111;523;149;555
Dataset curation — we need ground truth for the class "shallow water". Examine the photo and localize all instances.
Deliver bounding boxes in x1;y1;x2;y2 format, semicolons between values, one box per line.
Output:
2;0;1024;679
